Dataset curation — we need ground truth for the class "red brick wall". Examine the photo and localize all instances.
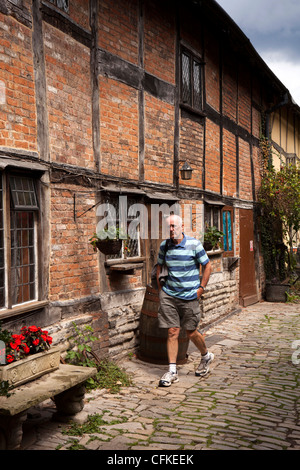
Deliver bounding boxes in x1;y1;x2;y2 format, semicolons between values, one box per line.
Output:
144;0;175;83
69;0;91;31
205;33;220;113
223;129;237;197
179;6;202;53
0;13;37;151
223;55;237;122
44;24;93;168
98;0;139;65
144;93;174;184
99;77;139;179
239;138;252;199
179;118;204;188
50;185;100;303
205;120;220;193
238;65;251;133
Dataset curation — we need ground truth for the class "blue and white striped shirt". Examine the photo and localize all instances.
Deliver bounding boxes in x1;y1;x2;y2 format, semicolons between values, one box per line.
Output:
157;234;209;300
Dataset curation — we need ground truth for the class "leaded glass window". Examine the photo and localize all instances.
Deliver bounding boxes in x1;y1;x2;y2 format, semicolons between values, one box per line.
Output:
104;197;141;260
0;174;39;310
181;49;203;111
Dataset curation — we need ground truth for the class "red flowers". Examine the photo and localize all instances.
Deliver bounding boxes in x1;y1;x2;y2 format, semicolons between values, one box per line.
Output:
4;325;52;364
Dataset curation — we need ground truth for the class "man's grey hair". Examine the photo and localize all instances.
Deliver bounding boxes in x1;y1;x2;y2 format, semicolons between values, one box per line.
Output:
165;214;183;225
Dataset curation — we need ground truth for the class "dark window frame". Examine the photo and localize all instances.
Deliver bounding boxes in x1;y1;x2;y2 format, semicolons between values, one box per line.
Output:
46;0;69;14
180;47;204;113
222;206;234;257
0;172;41;310
101;195;143;262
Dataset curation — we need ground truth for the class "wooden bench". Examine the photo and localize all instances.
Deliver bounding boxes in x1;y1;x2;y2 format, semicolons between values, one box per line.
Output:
0;364;97;450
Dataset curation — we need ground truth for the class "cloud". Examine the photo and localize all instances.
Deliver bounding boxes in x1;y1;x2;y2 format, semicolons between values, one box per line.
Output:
216;0;300;104
263;56;300;105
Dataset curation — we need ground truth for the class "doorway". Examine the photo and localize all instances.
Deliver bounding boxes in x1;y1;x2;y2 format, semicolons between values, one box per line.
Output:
239;208;258;306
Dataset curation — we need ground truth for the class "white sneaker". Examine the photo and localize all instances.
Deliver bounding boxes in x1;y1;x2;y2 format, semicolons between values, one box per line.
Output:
159;371;179;387
195;352;214;377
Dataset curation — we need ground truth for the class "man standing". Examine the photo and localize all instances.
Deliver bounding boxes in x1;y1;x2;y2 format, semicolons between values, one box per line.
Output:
156;214;214;387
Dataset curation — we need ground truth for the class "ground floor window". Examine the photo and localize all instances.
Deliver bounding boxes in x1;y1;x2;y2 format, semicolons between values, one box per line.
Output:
0;173;39;309
222;206;234;256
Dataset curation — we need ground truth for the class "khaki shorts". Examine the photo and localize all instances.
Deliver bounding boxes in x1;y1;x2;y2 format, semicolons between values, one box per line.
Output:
158;289;201;330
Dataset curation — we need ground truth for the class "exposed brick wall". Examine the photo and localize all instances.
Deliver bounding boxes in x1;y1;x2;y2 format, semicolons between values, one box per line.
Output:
223;128;237;197
205;120;220;193
252;145;262;199
204;32;220;113
179;117;204;188
68;0;91;31
50;185;100;303
238;138;252;200
106;267;143;292
144;0;175;83
144;93;174;184
99;76;139;179
98;0;139;65
223;54;238;122
238;65;251;133
44;24;93;168
0;13;37;151
179;5;202;54
252;106;261;139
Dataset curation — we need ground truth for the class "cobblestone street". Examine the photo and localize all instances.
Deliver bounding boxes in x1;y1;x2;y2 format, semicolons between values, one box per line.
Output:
22;301;300;452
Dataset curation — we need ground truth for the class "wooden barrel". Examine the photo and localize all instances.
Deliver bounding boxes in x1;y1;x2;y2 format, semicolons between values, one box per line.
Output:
137;285;189;365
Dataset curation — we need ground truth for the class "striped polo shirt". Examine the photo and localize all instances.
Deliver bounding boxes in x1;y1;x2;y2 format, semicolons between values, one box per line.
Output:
157;234;209;300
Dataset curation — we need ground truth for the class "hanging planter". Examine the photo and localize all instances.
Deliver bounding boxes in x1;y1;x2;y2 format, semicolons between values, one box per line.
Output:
89;227;128;256
94;239;122;255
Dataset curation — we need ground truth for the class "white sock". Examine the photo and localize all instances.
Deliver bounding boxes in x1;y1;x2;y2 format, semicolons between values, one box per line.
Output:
169;363;177;374
201;352;209;359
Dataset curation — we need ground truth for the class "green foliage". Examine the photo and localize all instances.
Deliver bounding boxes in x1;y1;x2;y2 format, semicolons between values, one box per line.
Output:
89;359;132;393
0;380;12;397
286;280;300;304
62;412;128;437
203;224;224;250
0;322;12;345
89;226;128;250
65;322;98;368
65;322;132;393
258;162;300;280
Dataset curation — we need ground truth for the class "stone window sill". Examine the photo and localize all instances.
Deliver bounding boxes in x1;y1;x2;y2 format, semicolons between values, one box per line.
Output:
0;300;49;320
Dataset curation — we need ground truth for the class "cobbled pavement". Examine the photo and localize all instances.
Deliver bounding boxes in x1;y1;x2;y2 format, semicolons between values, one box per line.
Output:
21;301;300;451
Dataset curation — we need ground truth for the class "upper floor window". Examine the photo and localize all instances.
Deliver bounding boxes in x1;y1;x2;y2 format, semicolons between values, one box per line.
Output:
47;0;69;14
180;48;204;112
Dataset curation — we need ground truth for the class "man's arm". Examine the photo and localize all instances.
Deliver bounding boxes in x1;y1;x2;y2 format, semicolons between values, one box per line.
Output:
197;261;212;299
156;264;162;291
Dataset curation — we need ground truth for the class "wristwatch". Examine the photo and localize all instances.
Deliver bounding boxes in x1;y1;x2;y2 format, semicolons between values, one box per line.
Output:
199;285;205;291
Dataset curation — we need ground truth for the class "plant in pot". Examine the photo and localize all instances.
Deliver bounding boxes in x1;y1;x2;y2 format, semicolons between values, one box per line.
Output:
0;323;59;394
258;160;300;301
203;224;224;251
89;226;129;255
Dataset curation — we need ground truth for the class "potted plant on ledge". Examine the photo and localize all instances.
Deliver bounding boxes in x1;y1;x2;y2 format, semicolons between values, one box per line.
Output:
203;224;224;252
89;226;128;255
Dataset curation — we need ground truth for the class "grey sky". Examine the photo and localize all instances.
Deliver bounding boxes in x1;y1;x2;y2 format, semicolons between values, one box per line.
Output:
216;0;300;105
